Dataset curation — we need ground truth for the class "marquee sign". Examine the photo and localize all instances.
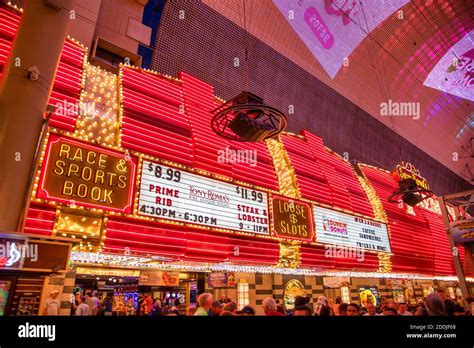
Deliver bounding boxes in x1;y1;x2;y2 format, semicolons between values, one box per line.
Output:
138;159;270;234
451;218;474;244
139;270;180;287
271;195;314;242
208;272;236;288
392;162;429;190
38;134;136;212
314;206;391;253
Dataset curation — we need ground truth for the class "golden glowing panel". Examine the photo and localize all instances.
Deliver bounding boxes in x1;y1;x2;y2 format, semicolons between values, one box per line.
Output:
75;64;119;146
354;164;391;273
276;242;301;268
75;267;140;277
55;211;102;236
266;138;300;199
377;252;392;273
354;169;388;223
54;210;104;252
283;279;305;310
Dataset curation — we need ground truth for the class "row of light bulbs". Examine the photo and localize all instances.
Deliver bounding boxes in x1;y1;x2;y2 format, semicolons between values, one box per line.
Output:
68;251;474;281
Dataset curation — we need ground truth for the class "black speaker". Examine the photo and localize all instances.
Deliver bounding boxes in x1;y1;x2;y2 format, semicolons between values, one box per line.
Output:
398;179;424;206
228;112;273;142
402;192;424;207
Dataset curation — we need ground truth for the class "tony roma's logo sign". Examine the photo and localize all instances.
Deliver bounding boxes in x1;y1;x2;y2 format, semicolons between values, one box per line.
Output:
271;195;313;242
393;162;429;190
37;134;136;212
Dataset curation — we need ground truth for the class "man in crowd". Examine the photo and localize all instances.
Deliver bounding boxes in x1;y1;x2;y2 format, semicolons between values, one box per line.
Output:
346;303;361;316
436;289;464;315
398;302;412;316
263;297;284;316
195;293;213;316
85;292;94;315
90;291;100;316
222;302;237;314
387;300;398;312
383;307;398;316
75;296;90;316
275;299;286;315
144;293;153;314
239;306;256;316
363;303;381;316
293;306;312;316
210;300;223;316
136;293;144;316
339;303;348;316
314;296;331;316
43;289;60;316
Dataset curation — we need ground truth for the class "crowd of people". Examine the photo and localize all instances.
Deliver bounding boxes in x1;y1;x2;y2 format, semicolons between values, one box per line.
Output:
188;289;474;317
43;288;474;317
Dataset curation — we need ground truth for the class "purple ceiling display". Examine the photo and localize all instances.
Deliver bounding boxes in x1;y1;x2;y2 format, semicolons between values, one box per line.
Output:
273;0;410;78
423;30;473;102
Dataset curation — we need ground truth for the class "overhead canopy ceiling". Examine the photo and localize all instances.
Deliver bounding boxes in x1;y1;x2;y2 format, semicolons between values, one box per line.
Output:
203;0;474;185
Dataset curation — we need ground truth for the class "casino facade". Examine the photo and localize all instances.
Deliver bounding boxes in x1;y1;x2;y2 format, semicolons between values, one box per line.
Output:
0;3;472;316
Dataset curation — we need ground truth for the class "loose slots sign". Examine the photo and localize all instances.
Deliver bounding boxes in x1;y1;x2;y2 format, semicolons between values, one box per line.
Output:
138;160;270;234
271;195;314;242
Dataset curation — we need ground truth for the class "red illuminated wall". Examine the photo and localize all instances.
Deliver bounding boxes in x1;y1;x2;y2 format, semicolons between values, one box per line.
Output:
0;6;19;75
104;216;279;265
361;164;471;276
48;40;85;131
281;131;375;218
120;67;195;166
0;4;467;276
121;67;279;191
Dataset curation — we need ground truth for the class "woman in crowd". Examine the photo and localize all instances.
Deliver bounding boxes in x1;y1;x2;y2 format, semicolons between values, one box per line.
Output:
125;297;135;316
332;297;342;316
425;294;448;316
186;306;197;316
314;296;332;316
75;296;90;316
